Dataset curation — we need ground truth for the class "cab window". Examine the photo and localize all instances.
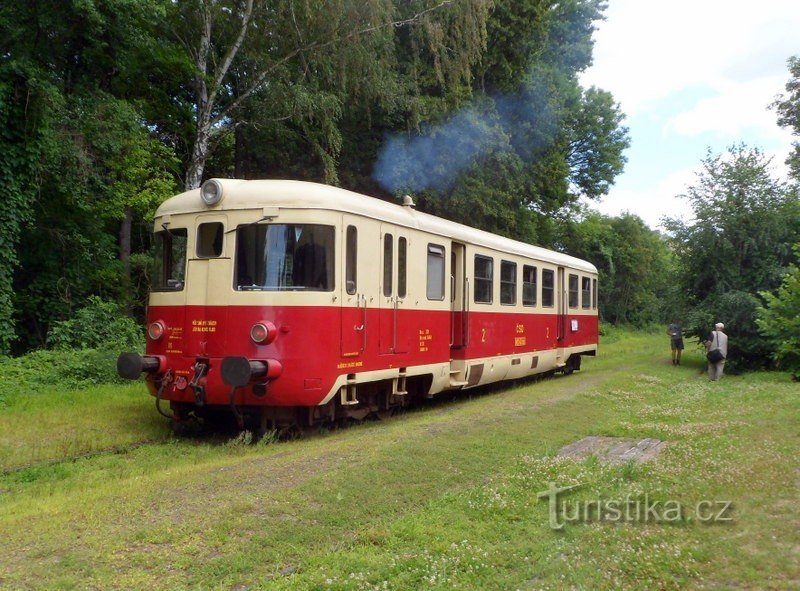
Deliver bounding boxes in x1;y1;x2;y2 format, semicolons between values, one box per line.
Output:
196;222;224;258
235;224;334;291
153;228;187;291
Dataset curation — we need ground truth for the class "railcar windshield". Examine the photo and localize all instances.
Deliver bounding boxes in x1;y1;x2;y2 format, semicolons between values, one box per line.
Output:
153;229;187;291
235;224;335;291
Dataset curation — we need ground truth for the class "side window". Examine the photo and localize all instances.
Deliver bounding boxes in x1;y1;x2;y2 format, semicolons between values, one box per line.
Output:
592;278;598;310
154;228;188;291
569;274;579;308
426;244;445;300
346;225;357;295
582;276;591;309
398;237;407;298
542;269;554;307
196;222;224;258
474;255;493;304
383;233;393;297
500;260;516;305
523;265;537;307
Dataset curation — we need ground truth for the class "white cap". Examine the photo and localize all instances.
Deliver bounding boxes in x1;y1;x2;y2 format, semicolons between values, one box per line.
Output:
715;322;724;329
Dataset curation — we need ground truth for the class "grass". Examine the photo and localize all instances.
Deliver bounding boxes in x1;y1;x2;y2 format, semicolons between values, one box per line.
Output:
0;330;797;590
0;383;168;472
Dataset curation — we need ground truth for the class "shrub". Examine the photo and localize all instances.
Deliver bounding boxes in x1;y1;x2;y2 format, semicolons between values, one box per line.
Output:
757;257;800;379
48;296;143;351
0;347;132;404
0;298;144;404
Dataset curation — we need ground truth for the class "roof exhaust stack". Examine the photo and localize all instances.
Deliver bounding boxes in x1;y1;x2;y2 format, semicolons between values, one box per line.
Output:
402;194;416;208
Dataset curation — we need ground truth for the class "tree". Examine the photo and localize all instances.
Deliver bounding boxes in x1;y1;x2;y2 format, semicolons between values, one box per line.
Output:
0;0;178;351
757;246;800;379
371;0;629;246
159;0;491;189
560;212;676;325
774;55;800;179
664;145;800;370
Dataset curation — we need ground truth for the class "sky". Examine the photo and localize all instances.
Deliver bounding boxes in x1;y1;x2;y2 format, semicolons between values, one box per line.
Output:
580;0;800;229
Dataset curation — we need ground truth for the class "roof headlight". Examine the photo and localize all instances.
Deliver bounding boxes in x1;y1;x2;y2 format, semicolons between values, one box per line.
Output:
200;179;224;206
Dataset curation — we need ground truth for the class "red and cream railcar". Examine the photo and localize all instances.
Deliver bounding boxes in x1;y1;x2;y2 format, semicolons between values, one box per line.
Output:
118;179;598;429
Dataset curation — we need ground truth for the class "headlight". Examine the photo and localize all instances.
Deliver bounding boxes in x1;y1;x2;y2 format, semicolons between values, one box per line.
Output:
148;321;166;341
250;321;277;344
200;179;224;206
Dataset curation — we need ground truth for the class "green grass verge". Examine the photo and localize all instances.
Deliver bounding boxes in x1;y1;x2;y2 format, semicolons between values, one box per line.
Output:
0;330;797;590
0;383;168;473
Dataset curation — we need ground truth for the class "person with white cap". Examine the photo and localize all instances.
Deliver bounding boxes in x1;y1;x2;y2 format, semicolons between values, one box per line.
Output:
705;322;728;381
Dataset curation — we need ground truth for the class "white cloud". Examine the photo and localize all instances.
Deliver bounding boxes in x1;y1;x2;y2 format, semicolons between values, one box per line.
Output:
666;76;793;141
589;167;699;229
582;0;800;116
580;0;800;230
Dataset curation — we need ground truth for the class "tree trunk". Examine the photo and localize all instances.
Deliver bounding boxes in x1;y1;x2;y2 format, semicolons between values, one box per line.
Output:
235;123;245;179
185;122;210;190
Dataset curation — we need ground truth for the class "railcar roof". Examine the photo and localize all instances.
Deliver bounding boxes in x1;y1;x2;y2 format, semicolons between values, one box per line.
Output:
156;179;597;273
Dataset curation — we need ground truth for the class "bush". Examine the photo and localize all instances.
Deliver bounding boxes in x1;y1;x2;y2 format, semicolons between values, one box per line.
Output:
48;296;143;351
0;347;133;404
758;257;800;379
0;298;144;404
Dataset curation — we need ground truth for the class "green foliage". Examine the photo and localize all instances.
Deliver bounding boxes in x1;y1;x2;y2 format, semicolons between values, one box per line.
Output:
47;297;143;352
757;249;800;378
1;0;627;356
0;298;143;404
774;55;800;179
561;212;676;325
664;146;800;370
371;0;628;245
0;348;130;405
0;64;57;354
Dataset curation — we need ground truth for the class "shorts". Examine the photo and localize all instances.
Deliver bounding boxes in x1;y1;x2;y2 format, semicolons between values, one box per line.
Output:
671;338;684;351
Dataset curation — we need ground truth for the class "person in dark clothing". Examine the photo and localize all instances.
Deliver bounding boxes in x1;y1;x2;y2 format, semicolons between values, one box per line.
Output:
667;321;684;365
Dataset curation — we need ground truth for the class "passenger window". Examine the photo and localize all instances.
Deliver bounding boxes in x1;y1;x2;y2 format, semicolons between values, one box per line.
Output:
383;234;393;297
196;222;224;258
427;244;445;300
346;225;357;295
582;277;591;308
542;269;554;307
500;260;516;305
474;255;493;304
523;265;537;306
592;278;598;309
569;274;579;308
399;237;407;298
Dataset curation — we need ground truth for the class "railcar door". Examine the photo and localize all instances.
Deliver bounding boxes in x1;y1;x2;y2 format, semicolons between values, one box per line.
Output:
340;216;371;358
378;225;409;355
185;215;230;358
556;266;567;360
450;242;467;348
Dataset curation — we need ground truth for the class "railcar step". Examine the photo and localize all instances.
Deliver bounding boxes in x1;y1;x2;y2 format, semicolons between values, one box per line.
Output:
392;390;408;397
449;380;468;387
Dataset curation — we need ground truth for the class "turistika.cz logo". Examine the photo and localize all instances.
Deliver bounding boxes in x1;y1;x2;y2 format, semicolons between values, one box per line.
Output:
537;482;734;530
